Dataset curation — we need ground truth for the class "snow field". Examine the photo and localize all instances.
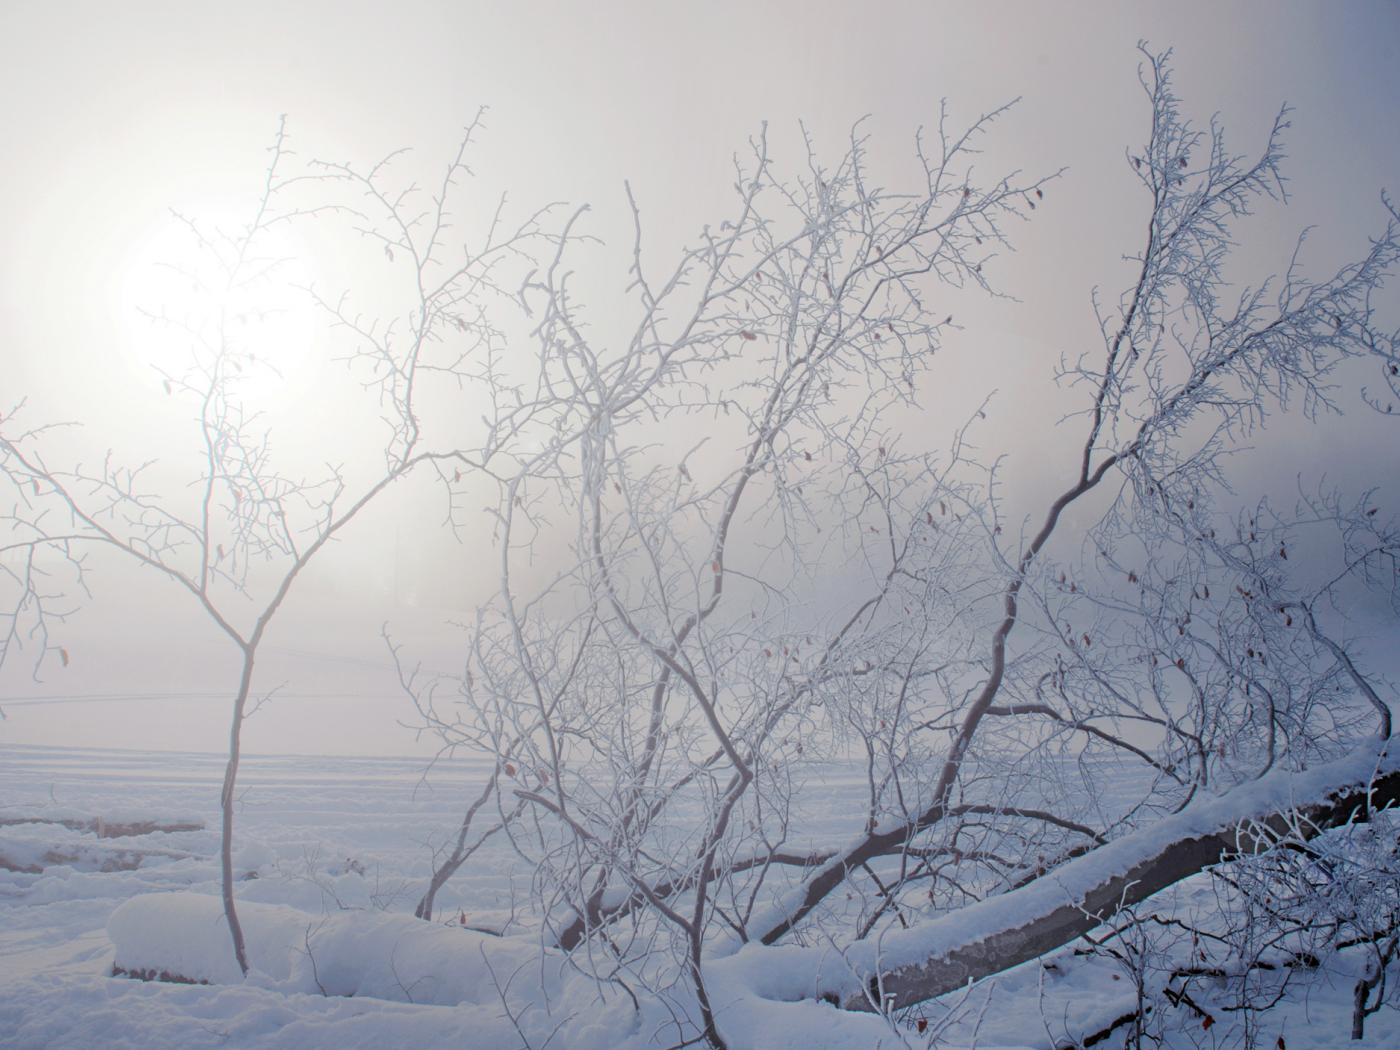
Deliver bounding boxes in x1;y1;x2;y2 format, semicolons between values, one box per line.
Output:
3;743;1398;1048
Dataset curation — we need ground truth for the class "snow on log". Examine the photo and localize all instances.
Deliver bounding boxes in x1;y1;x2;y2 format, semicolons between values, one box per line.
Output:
0;835;202;874
851;742;1400;1011
0;811;206;873
0;812;204;838
706;741;1399;1027
107;892;565;1005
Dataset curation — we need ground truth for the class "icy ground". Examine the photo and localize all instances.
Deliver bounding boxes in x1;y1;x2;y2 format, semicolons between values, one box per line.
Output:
1;743;1396;1049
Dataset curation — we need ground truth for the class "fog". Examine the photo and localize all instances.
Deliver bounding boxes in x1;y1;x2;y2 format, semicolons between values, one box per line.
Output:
1;1;1396;755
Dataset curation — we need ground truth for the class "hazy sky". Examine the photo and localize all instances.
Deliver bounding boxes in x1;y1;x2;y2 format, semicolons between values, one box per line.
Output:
1;2;1397;756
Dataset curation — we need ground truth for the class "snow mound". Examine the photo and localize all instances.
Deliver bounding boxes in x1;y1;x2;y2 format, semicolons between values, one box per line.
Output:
107;892;564;1005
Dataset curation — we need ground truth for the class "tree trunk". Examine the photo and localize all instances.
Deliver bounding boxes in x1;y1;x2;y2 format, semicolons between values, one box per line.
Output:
842;746;1399;1011
218;653;256;976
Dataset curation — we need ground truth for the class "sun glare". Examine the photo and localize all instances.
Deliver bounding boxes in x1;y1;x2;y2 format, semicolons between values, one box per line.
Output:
118;200;319;402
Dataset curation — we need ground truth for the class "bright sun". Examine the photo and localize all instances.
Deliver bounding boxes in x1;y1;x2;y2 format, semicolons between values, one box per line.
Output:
118;199;319;402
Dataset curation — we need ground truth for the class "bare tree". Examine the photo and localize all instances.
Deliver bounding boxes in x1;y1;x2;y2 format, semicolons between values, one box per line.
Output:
0;114;555;974
398;47;1400;1047
6;44;1396;1046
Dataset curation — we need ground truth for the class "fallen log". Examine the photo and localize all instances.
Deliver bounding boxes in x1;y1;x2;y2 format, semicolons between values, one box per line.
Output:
0;814;204;838
844;743;1399;1011
0;840;203;874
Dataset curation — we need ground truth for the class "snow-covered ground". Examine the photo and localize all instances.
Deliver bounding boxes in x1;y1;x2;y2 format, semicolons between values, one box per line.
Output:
1;743;1396;1049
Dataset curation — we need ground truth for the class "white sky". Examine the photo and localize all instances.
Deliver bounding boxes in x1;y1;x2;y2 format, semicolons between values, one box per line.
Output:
1;1;1397;756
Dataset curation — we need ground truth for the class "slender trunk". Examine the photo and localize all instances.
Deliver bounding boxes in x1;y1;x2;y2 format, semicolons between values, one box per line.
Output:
695;946;726;1050
219;649;256;976
1351;932;1399;1040
1352;977;1369;1040
415;772;500;921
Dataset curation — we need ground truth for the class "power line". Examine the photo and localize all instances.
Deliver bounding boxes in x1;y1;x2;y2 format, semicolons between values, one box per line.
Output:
0;692;397;708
